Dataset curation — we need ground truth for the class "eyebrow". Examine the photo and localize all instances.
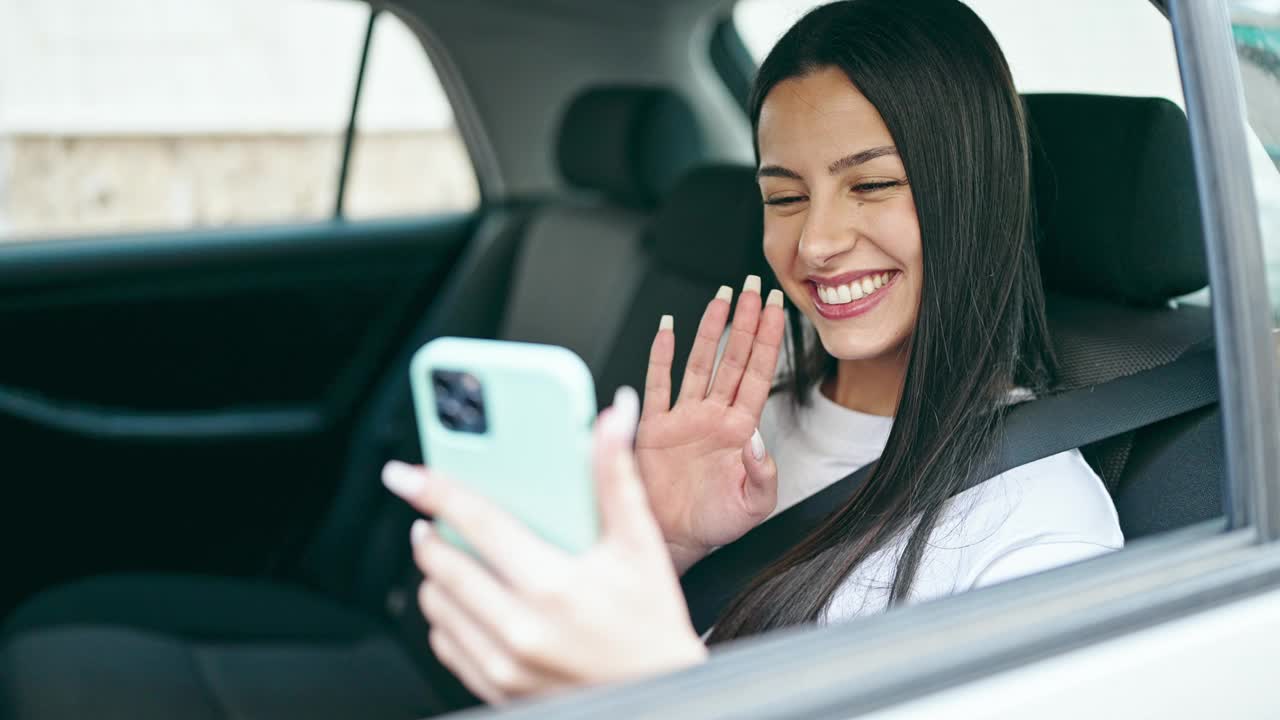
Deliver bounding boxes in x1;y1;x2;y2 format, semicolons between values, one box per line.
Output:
756;145;898;180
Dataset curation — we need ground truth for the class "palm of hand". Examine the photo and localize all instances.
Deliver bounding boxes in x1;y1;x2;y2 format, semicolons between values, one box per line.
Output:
634;280;786;570
636;401;771;551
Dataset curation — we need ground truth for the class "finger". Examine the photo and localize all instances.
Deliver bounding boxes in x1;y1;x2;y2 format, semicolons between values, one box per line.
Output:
383;461;565;589
421;580;547;700
429;626;506;705
741;429;779;520
676;286;733;404
643;315;675;417
596;389;667;550
411;520;531;643
732;289;787;418
707;275;763;405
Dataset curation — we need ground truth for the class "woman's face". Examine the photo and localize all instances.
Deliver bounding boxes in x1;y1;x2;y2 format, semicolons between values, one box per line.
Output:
757;67;922;363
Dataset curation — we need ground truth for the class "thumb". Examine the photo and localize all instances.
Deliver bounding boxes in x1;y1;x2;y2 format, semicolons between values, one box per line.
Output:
741;428;778;515
595;387;666;548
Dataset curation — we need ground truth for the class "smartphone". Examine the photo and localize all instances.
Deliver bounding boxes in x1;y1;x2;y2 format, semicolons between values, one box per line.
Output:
409;337;599;553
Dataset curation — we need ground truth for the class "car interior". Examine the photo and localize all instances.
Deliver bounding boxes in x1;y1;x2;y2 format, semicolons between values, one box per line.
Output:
0;0;1229;717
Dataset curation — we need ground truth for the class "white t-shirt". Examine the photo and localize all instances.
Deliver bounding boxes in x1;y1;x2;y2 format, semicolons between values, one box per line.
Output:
758;384;1124;623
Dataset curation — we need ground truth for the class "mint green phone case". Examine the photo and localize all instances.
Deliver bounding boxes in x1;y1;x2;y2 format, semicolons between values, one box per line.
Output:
409;337;599;553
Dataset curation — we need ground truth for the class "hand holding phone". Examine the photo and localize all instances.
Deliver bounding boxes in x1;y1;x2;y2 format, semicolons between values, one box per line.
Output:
381;384;708;704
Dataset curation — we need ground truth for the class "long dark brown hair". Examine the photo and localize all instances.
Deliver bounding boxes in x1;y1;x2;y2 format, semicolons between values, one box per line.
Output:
709;0;1056;641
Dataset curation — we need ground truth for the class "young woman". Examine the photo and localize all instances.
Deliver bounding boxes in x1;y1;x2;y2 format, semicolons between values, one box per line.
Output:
381;0;1122;704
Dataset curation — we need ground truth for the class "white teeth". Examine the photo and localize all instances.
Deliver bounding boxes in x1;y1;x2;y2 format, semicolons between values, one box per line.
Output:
816;271;896;305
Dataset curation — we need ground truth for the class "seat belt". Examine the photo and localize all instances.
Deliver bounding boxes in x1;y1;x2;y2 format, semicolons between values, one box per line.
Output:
682;342;1219;634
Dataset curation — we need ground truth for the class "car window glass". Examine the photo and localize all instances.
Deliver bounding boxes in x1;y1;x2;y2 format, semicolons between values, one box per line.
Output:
0;0;477;243
343;10;479;219
734;0;1182;102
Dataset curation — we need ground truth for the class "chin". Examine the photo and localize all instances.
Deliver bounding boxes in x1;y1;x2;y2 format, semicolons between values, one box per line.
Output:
813;324;911;362
818;335;890;361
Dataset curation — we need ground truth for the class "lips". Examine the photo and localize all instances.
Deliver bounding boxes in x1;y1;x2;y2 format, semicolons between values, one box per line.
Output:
807;270;900;320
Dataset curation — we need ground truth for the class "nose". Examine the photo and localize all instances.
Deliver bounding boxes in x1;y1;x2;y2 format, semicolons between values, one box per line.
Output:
797;196;858;269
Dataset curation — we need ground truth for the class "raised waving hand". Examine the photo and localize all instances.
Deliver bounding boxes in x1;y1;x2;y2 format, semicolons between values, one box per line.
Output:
635;275;787;573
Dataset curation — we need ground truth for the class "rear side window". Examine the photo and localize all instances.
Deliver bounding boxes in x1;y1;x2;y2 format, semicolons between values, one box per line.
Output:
0;0;478;242
343;10;479;220
733;0;1182;102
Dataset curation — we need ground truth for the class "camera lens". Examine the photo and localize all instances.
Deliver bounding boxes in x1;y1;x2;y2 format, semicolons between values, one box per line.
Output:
432;369;487;434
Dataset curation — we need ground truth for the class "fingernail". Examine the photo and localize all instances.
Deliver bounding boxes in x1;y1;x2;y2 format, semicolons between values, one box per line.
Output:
659;314;673;331
751;428;766;461
766;289;784;307
411;518;430;545
382;461;425;498
607;386;640;440
743;275;761;294
715;285;733;302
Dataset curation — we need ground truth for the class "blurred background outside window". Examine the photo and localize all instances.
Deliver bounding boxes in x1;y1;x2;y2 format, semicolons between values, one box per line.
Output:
0;0;478;242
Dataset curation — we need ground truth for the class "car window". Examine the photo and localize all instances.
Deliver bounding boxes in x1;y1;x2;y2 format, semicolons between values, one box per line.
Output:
1229;1;1280;324
344;10;480;219
0;0;478;243
734;0;1183;102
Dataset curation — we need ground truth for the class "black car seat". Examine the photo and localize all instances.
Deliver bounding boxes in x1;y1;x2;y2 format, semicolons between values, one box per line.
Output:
1024;93;1221;537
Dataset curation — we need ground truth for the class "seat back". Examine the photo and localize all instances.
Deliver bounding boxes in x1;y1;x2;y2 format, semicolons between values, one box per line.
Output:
500;87;709;368
596;164;768;405
1025;93;1222;538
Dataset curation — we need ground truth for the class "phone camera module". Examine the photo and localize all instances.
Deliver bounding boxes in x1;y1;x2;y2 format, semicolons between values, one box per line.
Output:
432;370;488;434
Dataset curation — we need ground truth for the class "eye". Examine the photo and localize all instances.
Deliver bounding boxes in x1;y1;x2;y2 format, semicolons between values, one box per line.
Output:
851;180;906;194
763;195;807;206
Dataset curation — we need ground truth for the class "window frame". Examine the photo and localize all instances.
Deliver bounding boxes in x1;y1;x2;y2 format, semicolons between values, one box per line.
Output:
465;2;1280;717
1174;0;1280;538
334;4;380;219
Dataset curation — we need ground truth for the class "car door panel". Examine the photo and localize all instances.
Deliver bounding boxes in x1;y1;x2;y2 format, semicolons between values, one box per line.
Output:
0;214;474;616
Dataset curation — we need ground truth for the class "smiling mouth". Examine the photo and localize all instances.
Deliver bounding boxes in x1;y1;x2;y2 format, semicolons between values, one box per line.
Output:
811;270;898;305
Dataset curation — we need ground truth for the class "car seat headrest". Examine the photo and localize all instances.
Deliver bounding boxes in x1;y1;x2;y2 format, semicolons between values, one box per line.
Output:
1026;93;1208;306
647;165;766;285
556;86;707;208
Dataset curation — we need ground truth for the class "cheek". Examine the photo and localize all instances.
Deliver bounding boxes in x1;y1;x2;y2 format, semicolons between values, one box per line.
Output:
874;199;923;273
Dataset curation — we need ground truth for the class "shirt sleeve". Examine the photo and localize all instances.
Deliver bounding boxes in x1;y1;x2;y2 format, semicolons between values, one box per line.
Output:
971;541;1118;589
